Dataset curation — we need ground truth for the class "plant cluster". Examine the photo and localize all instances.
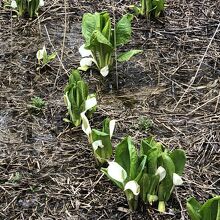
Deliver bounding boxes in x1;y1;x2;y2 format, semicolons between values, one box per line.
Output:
131;0;166;19
30;96;45;110
61;10;219;217
7;0;44;18
63;70;186;212
102;136;186;211
64;70;97;129
36;46;57;66
79;12;142;77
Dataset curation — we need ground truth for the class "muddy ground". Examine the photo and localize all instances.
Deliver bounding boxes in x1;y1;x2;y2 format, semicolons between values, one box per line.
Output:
0;0;220;219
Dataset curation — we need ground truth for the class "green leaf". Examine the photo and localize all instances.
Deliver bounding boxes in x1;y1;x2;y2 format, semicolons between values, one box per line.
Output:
82;13;98;43
135;155;147;182
76;81;88;109
86;30;113;49
115;136;138;180
117;50;142;62
100;12;111;40
170;149;186;175
186;197;202;220
147;148;160;174
114;14;133;46
47;52;57;62
140;137;163;157
200;196;220;220
140;137;156;156
102;118;111;134
152;0;165;17
139;172;150;203
158;153;175;202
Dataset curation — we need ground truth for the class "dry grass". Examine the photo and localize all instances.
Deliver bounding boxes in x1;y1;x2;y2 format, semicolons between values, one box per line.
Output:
0;0;219;219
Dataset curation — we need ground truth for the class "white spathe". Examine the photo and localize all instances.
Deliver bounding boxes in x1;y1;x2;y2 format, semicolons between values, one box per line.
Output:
85;96;97;112
92;140;104;151
173;173;183;186
80;57;93;71
79;44;92;57
11;0;17;8
124;180;140;196
100;65;109;77
155;166;166;182
64;93;71;112
81;112;92;137
39;0;44;7
36;46;46;60
109;120;116;139
107;161;127;184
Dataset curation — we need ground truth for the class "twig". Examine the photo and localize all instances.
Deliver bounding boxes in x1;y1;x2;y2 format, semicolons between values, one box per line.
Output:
187;93;220;116
54;0;68;88
175;188;185;220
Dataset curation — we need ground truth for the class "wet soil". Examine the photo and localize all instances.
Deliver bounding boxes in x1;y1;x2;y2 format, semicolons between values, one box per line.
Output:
0;0;220;219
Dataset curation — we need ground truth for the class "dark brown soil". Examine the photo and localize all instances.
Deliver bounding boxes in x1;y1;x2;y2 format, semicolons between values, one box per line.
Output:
0;0;219;219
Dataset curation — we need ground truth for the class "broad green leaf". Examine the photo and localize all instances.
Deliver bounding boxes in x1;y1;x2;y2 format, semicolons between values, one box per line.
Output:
170;149;186;175
117;50;142;62
85;30;113;49
76;81;88;109
186;197;202;220
70;69;82;82
47;52;57;61
114;14;133;46
200;196;220;220
102;118;111;135
115;136;138;180
139;172;150;203
147;148;159;174
64;70;81;92
100;12;111;40
135;155;147;182
158;153;175;201
140;137;163;157
82;13;98;43
140;137;156;156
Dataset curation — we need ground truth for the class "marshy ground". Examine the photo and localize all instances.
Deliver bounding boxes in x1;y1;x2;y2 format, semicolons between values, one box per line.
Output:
0;0;220;219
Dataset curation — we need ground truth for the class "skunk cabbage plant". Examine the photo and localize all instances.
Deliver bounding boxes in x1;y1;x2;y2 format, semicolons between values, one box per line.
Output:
187;196;220;220
79;12;142;76
139;137;186;212
91;118;116;165
131;0;166;19
36;46;57;66
10;0;44;18
102;136;147;210
64;70;97;134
